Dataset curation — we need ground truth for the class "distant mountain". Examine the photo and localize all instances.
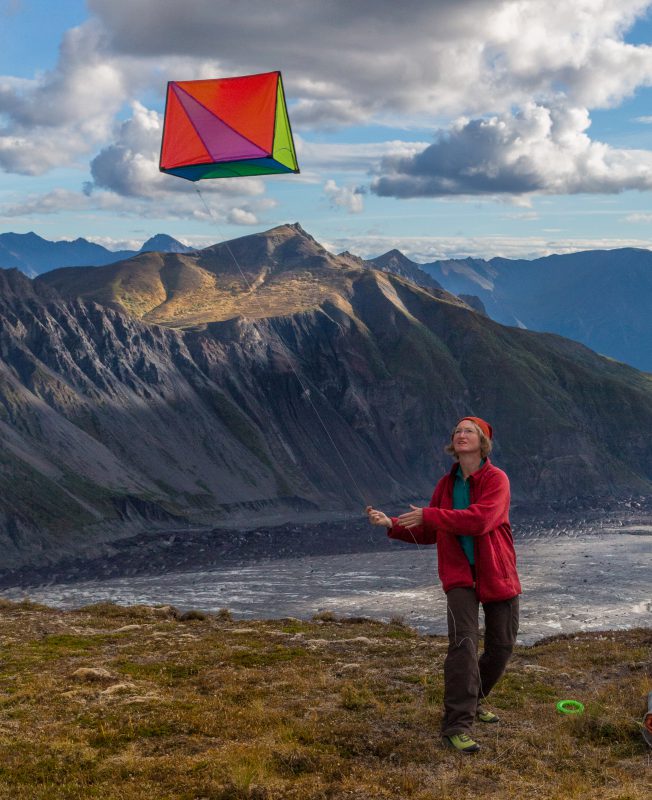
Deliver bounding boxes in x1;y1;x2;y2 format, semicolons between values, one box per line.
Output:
139;234;196;255
1;223;651;570
371;248;652;372
0;231;193;277
361;249;443;291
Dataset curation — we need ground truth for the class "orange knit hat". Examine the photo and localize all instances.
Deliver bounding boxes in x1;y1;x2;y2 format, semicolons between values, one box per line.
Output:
458;416;493;440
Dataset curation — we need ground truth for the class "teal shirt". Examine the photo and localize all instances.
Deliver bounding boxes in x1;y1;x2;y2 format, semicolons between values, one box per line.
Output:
453;460;485;565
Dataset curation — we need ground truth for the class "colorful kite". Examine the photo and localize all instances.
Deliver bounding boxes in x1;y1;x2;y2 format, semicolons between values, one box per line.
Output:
159;70;299;181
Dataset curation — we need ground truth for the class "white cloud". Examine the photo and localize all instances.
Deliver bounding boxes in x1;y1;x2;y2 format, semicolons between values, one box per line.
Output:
88;0;652;121
227;208;259;225
87;101;176;198
2;0;652;216
297;137;430;174
323;180;365;213
503;211;540;220
0;185;271;225
371;103;652;198
80;101;277;222
0;21;131;174
328;232;652;261
83;0;652;204
291;99;368;128
86;235;145;252
0;188;122;217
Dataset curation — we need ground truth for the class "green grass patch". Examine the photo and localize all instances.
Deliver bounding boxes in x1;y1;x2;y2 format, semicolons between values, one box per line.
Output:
230;646;307;669
384;627;417;640
115;660;201;683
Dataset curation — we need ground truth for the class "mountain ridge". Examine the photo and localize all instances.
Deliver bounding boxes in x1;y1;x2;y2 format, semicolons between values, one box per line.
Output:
0;231;194;277
370;245;652;371
5;225;651;370
0;223;651;569
37;223;469;328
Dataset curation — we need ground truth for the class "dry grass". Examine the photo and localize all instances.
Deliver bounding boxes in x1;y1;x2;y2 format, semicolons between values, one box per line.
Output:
0;599;649;799
138;268;355;328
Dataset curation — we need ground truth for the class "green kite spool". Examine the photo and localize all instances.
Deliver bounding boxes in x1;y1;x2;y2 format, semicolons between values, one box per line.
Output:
556;699;584;714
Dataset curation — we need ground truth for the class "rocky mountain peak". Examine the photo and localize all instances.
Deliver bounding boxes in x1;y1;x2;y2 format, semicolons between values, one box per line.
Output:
373;249;418;268
370;249;443;291
140;234;194;254
196;222;336;277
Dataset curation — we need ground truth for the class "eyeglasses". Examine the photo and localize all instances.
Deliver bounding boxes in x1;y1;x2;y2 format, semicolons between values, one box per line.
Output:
453;427;479;436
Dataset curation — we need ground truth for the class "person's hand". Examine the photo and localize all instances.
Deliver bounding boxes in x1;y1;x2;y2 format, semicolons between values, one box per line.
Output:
365;505;392;529
397;504;423;529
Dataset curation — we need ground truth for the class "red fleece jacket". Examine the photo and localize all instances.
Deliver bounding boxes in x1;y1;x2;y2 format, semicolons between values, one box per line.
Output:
388;459;521;603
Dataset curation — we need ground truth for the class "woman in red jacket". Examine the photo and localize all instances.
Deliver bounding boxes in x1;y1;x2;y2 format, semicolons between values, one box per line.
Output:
367;416;521;754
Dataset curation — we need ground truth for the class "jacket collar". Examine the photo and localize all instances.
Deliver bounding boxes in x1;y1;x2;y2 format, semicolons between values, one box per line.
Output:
448;457;491;482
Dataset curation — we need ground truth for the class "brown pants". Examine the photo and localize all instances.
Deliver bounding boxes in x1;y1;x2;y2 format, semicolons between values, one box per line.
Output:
441;587;519;736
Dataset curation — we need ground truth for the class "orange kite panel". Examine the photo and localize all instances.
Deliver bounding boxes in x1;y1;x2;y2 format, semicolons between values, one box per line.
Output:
174;72;278;153
160;85;212;169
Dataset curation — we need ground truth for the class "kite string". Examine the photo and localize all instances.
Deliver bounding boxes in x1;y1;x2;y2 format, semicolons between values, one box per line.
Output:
195;188;432;612
196;189;501;716
194;186;370;511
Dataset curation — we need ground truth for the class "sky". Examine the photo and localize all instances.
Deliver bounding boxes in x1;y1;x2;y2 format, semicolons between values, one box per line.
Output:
4;0;652;260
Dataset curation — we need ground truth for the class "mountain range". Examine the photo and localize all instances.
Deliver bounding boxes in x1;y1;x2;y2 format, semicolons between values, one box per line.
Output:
0;223;651;569
0;231;194;277
3;229;649;372
369;248;652;372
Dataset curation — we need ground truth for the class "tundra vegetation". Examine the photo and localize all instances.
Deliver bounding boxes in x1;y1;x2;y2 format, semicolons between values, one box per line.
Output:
0;599;648;799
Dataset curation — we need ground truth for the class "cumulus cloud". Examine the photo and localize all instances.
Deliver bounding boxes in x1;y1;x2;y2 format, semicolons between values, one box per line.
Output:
371;103;652;198
3;0;652;216
88;0;652;123
323;180;365;213
79;0;652;203
291;99;368;128
87;101;164;198
0;21;132;174
79;100;275;221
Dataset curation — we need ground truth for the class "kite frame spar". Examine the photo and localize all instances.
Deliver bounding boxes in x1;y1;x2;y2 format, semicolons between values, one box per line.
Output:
159;70;300;181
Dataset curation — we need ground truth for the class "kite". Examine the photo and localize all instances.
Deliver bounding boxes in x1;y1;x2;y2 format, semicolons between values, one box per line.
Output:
159;70;299;181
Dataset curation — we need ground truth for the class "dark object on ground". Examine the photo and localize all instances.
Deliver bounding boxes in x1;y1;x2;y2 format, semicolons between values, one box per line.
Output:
643;691;652;748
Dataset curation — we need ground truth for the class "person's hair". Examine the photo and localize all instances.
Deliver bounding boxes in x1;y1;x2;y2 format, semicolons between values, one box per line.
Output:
444;420;493;460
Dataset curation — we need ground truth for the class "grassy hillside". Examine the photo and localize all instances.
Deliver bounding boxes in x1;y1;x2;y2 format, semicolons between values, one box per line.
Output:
37;225;468;328
0;599;648;799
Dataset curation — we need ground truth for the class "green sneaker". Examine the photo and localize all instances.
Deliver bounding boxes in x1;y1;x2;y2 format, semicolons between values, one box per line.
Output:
443;733;481;753
477;709;500;724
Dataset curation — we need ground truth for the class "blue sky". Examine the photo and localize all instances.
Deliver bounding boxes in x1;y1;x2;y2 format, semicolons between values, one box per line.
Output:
3;0;652;260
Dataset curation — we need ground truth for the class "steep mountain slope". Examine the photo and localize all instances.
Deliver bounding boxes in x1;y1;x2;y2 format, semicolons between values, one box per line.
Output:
364;249;443;290
2;225;652;569
400;248;652;372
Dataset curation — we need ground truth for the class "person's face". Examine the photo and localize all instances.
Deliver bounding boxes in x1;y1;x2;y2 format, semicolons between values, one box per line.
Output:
452;421;482;457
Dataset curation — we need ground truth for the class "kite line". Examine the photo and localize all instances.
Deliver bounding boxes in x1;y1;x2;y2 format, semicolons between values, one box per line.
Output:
195;186;370;513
